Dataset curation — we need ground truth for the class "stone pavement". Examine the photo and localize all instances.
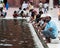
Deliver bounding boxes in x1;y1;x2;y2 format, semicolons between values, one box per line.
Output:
48;8;60;31
47;8;60;48
5;7;18;18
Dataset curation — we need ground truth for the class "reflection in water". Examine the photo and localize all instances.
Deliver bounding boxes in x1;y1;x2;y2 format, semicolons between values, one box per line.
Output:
0;44;13;46
0;19;35;48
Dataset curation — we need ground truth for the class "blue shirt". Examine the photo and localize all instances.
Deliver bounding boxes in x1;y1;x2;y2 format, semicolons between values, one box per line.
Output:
44;21;58;37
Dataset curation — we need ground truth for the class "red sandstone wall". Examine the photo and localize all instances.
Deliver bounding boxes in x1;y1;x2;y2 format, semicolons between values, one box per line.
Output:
7;0;49;7
7;0;15;7
7;0;21;7
7;0;59;7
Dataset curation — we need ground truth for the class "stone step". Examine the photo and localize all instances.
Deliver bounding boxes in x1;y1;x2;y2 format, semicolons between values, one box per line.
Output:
51;38;60;44
58;33;60;40
47;43;60;48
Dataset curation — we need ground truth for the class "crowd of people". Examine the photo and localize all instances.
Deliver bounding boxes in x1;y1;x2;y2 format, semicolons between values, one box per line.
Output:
13;1;49;18
12;1;59;43
0;1;58;43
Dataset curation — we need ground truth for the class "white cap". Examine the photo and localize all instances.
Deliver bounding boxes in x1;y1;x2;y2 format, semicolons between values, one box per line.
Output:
46;14;51;17
41;13;51;17
41;14;46;17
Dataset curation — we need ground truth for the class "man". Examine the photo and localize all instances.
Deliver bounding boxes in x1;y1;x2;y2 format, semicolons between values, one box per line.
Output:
29;2;34;11
22;1;29;10
44;2;49;13
18;7;22;15
39;1;43;12
13;11;18;25
1;9;7;17
42;16;58;43
0;1;4;10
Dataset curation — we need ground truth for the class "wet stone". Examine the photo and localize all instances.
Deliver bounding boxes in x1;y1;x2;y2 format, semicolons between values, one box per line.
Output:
10;33;13;36
0;19;36;48
12;39;17;42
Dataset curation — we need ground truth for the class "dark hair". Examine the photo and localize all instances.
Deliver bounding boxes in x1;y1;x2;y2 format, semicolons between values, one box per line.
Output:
14;11;17;13
21;11;24;13
31;12;35;16
49;16;51;20
19;7;21;10
30;2;33;5
39;11;43;14
0;8;3;12
46;16;51;20
20;11;24;16
23;8;26;10
29;9;33;12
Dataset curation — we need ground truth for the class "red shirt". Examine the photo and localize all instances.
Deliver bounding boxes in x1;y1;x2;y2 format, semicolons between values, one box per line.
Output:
13;14;18;18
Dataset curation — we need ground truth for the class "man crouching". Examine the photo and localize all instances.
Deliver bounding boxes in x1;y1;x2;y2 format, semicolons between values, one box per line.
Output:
42;16;58;43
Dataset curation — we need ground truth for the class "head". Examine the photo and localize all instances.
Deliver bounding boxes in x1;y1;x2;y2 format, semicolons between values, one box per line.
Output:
0;8;3;12
20;11;25;16
30;2;33;5
29;9;33;12
23;8;26;11
31;11;35;15
14;11;17;14
39;11;43;15
41;17;46;22
45;16;51;23
33;10;37;15
19;7;21;10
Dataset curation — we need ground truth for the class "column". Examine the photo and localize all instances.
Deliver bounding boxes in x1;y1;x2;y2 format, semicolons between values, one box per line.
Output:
49;0;53;10
48;0;54;17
